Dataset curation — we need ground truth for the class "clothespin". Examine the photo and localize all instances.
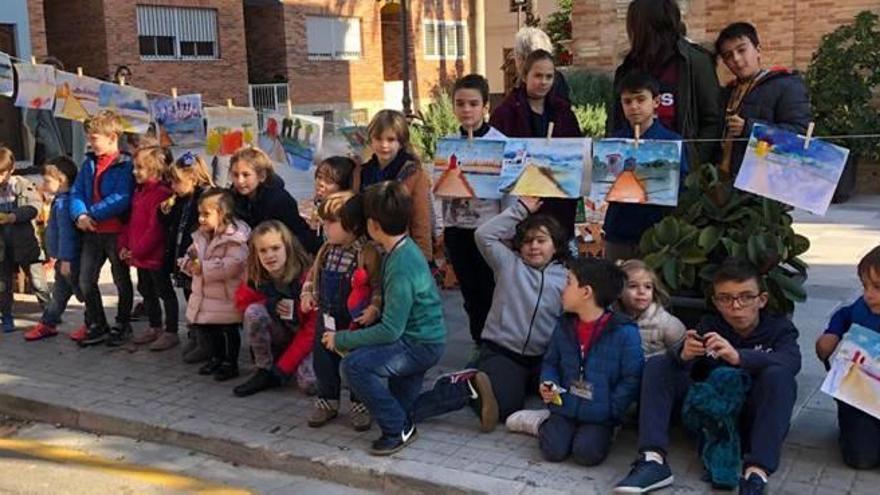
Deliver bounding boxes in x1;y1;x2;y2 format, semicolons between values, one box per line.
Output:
546;122;555;143
227;98;233;108
467;126;474;143
171;87;178;99
804;122;815;150
30;56;36;65
286;100;293;118
76;67;83;77
634;124;641;149
119;75;126;86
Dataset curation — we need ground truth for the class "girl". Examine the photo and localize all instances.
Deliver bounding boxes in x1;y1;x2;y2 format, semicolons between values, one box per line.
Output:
119;146;179;351
232;220;317;398
229;147;319;255
183;188;251;381
618;259;686;357
160;151;214;362
301;192;382;431
490;49;582;241
352;110;433;261
309;156;356;236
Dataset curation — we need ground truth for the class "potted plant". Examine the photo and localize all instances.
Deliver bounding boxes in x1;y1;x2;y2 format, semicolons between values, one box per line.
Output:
638;163;810;326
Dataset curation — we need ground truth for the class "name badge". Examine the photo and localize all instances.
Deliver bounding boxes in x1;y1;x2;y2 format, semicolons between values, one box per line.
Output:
569;379;593;400
323;313;337;331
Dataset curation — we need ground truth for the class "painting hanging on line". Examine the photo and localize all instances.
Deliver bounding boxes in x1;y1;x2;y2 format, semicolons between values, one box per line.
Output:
260;113;324;171
54;71;102;121
14;63;56;110
149;94;205;147
98;82;151;134
0;52;13;97
433;138;506;199
498;138;590;199
204;106;258;156
590;139;682;207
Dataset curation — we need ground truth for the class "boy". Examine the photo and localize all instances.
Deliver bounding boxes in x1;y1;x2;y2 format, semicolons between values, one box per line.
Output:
321;181;446;455
539;257;643;466
0;146;50;332
604;71;690;262
716;22;811;176
614;257;801;495
443;74;506;345
816;246;880;469
70;110;135;347
24;156;88;341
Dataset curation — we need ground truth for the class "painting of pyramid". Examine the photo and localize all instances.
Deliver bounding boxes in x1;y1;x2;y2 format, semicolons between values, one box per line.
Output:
590;139;682;206
504;164;568;197
498;138;589;199
433;138;506;199
54;71;101;121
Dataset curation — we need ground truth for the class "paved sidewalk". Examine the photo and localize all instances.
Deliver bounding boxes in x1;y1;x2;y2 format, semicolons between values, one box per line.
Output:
1;197;879;494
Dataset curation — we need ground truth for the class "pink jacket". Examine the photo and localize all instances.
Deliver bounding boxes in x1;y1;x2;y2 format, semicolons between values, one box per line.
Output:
185;220;251;325
118;179;172;271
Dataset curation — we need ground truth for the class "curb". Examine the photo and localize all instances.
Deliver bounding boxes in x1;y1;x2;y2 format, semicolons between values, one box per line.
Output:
0;392;559;495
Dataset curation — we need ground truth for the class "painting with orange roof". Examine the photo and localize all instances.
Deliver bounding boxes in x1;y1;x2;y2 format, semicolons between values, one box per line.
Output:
433;138;506;199
498;138;590;198
590;139;682;206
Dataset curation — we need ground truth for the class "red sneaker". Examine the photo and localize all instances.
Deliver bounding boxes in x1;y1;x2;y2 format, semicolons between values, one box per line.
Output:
24;323;58;341
69;324;87;342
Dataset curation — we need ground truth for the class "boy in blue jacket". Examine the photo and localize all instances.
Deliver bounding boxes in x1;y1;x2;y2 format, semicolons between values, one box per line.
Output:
25;157;88;341
70;111;135;347
539;256;643;466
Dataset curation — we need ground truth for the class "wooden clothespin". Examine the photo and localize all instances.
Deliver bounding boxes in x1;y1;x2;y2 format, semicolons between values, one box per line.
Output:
467;126;474;143
546;122;555;143
76;67;83;77
30;56;37;65
804;122;815;150
119;75;126;86
634;124;641;149
171;87;178;99
226;98;233;108
286;100;293;118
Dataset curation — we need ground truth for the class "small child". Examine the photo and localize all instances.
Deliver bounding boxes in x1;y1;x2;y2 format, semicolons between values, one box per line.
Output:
309;156;356;237
353;110;433;261
160;151;214;362
183;188;251;381
72;110;135;347
816;246;880;469
604;71;690;262
321;181;446;455
25;157;88;341
232;220;317;397
302;191;382;431
619;259;686;357
229;147;319;254
539;257;644;466
0;146;50;332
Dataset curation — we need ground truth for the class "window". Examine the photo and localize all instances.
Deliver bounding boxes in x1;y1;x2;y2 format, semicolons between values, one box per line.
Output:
136;5;219;60
423;20;466;59
306;16;362;61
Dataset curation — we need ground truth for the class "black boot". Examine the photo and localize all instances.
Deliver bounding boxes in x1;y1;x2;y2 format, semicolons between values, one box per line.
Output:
198;358;221;375
233;368;280;397
213;362;239;382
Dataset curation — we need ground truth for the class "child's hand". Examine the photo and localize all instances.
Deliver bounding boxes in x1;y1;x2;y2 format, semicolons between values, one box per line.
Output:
816;333;841;362
276;299;294;320
160;196;176;214
0;212;15;225
680;330;706;361
704;332;740;365
119;248;131;262
321;331;337;351
519;196;543;213
539;382;559;404
300;292;315;313
190;259;202;276
354;305;380;326
76;215;97;232
59;261;71;278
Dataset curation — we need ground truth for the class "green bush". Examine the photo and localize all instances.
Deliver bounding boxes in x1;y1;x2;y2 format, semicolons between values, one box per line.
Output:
564;69;614;108
410;90;458;159
574;104;607;137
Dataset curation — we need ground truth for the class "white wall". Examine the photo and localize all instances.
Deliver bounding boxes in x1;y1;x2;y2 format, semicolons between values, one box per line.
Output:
0;0;34;61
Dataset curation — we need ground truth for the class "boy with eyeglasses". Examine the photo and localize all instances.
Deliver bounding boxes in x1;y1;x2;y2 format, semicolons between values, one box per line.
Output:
614;257;801;495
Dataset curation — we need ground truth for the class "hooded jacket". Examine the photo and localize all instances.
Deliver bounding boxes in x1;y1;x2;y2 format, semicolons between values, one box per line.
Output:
45;191;79;263
0;175;43;264
118;179;172;271
231;174;319;255
69;152;134;225
185;220;251;325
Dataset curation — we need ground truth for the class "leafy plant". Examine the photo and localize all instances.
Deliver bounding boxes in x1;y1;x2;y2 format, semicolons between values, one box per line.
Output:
544;0;573;65
639;163;810;314
573;104;607;137
564;69;614;109
409;90;458;160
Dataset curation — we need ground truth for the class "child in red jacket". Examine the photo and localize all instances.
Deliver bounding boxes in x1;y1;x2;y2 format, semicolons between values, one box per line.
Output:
119;146;179;351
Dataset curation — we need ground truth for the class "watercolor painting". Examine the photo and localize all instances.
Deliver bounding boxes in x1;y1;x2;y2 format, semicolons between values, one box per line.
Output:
98;83;151;134
822;324;880;419
54;71;102;121
433;138;506;199
590;139;682;207
0;52;13;97
339;126;371;161
13;63;56;110
149;94;205;147
499;138;589;198
204;106;258;156
734;123;849;216
260;113;324;171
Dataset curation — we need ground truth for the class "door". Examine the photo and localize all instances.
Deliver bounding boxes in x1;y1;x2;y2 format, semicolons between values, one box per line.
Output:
0;24;23;158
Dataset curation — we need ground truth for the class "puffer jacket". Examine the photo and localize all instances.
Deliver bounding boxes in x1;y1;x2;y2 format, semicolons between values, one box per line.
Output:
185;220;251;324
630;302;686;358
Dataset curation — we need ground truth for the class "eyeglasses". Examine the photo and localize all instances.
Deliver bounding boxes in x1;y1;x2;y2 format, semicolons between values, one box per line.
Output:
176;151;196;168
712;293;761;307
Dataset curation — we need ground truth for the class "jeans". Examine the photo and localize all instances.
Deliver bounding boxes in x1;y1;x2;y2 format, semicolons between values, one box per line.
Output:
313;326;360;403
79;233;132;328
342;338;444;436
444;227;494;343
539;412;614;466
0;253;51;314
137;268;178;333
41;262;86;327
837;400;880;469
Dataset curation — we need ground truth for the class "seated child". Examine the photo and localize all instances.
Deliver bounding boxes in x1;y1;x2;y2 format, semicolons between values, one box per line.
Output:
618;259;686;357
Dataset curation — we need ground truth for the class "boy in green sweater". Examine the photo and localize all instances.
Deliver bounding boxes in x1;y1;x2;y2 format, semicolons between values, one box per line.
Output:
321;181;446;455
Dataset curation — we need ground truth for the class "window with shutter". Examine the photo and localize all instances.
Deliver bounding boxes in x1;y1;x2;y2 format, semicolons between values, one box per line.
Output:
136;5;218;61
307;16;362;61
423;20;467;59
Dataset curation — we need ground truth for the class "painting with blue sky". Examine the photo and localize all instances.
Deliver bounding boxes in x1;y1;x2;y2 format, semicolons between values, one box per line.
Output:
591;139;682;206
433;138;506;199
821;324;880;419
150;93;205;146
0;52;13;97
98;82;151;134
735;124;849;216
498;138;589;198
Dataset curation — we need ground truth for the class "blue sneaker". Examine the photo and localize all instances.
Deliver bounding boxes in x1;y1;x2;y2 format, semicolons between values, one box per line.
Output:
2;314;14;333
738;473;767;495
613;455;674;493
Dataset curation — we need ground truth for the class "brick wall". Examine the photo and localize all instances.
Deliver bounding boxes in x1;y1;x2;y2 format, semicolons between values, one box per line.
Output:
244;3;288;84
26;0;48;61
44;0;108;77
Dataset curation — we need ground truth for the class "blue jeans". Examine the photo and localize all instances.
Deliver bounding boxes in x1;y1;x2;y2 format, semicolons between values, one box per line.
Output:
342;338;445;436
41;262;85;327
539;412;613;466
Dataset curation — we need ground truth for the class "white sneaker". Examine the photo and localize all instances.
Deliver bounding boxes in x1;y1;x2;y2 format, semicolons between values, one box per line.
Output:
505;409;550;436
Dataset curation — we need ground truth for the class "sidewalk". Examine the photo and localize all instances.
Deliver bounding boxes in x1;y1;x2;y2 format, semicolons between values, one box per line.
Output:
0;197;879;494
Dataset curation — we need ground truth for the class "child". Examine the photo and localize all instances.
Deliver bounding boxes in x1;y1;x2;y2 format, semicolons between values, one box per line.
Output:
539;257;644;466
0;147;49;333
118;146;179;351
352;110;433;262
321;181;445;455
160;151;214;362
183;188;251;381
233;220;317;397
604;71;690;262
816;246;880;469
24;157;87;341
302;192;382;431
443;74;506;345
70;110;135;346
619;259;686;357
309;156;356;237
414;197;568;432
229;147;319;255
615;258;801;495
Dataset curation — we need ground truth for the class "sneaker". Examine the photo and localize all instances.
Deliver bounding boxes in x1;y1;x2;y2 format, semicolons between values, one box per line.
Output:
470;371;499;432
79;325;109;347
24;322;58;342
505;409;550;437
149;332;180;351
307;398;339;427
198;359;221;376
349;402;372;432
233;368;280;397
614;455;674;493
369;423;417;456
738;474;767;495
213;362;239;382
105;324;132;347
69;324;88;342
132;327;161;345
1;314;14;333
